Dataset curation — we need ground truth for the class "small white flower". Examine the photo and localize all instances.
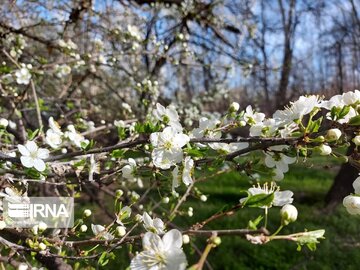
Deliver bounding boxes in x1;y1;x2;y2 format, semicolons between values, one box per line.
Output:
182;157;194;186
91;224;114;240
122;158;137;179
280;204;298;225
274;95;321;124
117;206;132;224
130;229;187;270
240;182;293;208
191;117;221;146
153;103;182;131
65;125;89;148
326;128;342;141
15;67;31;85
264;146;296;180
45;129;62;149
244;105;265;124
150;127;189;169
127;25;142;40
18;141;49;172
143;212;165;234
200;195;207;202
343;195;360;215
55;64;71;77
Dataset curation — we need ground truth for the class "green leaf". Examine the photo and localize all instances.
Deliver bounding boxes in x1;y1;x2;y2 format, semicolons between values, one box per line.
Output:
348;115;360;126
243;192;274;208
295;229;325;251
247;215;263;230
111;149;125;158
27;129;40;140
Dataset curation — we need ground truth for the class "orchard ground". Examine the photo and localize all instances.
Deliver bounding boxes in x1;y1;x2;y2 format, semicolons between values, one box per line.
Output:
72;155;360;270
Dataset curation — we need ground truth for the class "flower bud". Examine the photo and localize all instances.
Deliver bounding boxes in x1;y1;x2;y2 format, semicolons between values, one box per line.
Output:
115;189;124;198
83;209;92;217
32;225;39;235
229;102;240;112
343;195;360;215
326;128;341;141
280;204;298;226
162;197;170;204
135;214;143;222
0;118;8;127
200;195;207;202
38;242;47;250
116;226;126;237
318;144;332;156
210;236;222;246
80;224;88;232
188;207;193;217
182;234;190;244
353;136;360;146
0;220;6;230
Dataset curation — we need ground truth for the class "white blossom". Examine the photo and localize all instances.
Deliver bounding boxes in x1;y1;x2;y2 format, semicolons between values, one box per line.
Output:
15;67;31;85
122;158;137;179
264;145;296;180
244;105;265;124
343;195;360;215
45;129;62;149
143;212;165;234
274;95;321;124
182;157;194;186
240;182;294;208
153;103;182;131
91;224;114;240
18;141;49;172
130;229;187;270
150;126;189;169
65;125;89;148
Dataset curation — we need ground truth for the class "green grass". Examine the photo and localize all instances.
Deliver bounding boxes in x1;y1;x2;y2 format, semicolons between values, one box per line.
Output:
173;158;360;270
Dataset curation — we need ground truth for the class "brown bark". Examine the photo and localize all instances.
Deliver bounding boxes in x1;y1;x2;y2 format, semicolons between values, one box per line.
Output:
325;145;359;206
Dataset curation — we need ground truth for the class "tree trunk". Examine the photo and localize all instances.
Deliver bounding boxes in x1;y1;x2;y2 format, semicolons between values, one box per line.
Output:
325;145;359;206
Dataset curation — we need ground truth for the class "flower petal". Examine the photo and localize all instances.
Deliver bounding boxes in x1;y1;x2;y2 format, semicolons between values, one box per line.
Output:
33;159;46;171
163;229;183;250
20;156;34;168
26;141;38;152
37;148;50;159
18;144;30;156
